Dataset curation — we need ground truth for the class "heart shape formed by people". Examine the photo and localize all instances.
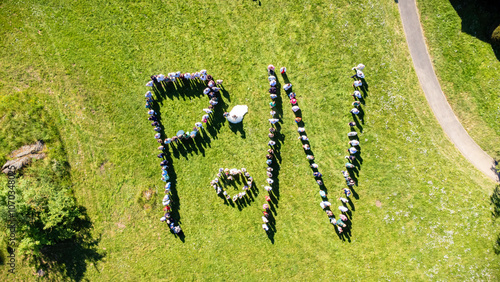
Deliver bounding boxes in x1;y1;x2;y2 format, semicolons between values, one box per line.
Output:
208;167;258;210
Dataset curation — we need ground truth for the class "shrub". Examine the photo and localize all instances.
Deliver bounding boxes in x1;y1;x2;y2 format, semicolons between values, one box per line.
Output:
0;174;84;264
492;24;500;46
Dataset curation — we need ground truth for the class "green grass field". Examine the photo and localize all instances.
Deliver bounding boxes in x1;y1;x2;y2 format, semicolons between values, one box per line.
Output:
417;0;500;160
0;0;499;280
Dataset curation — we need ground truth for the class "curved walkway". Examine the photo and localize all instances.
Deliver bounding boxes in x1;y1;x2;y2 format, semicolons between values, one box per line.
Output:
398;0;499;182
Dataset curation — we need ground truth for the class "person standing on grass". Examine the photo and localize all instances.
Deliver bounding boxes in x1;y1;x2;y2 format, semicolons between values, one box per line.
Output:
352;90;362;100
345;155;356;162
347;178;355;186
320;190;327;198
339;206;349;213
352;63;365;71
336;219;346;228
343;188;352;197
268;65;275;74
349;140;360;146
350;108;360;115
350;69;365;79
339;214;348;221
345;163;355;169
299;135;309;141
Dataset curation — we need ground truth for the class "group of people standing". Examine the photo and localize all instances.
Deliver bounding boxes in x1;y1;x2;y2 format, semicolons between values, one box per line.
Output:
330;63;367;235
261;64;287;232
145;69;224;235
274;68;350;232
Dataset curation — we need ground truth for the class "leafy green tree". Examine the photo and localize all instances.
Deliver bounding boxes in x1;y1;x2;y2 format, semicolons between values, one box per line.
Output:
0;168;83;264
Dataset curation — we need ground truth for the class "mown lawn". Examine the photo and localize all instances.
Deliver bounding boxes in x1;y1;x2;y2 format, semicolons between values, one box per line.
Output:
0;0;499;280
417;0;500;160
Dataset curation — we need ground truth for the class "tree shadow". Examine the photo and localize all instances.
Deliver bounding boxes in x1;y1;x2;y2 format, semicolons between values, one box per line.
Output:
491;185;500;254
39;206;106;281
449;0;500;60
491;185;500;220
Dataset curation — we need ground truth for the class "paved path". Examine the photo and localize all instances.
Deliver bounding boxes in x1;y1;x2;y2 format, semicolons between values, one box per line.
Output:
398;0;499;182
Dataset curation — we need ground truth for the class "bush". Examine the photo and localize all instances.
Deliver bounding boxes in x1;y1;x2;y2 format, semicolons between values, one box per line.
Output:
0;173;84;264
492;24;500;46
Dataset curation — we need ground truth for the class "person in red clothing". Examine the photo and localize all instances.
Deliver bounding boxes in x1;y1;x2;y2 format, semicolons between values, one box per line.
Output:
265;195;271;202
